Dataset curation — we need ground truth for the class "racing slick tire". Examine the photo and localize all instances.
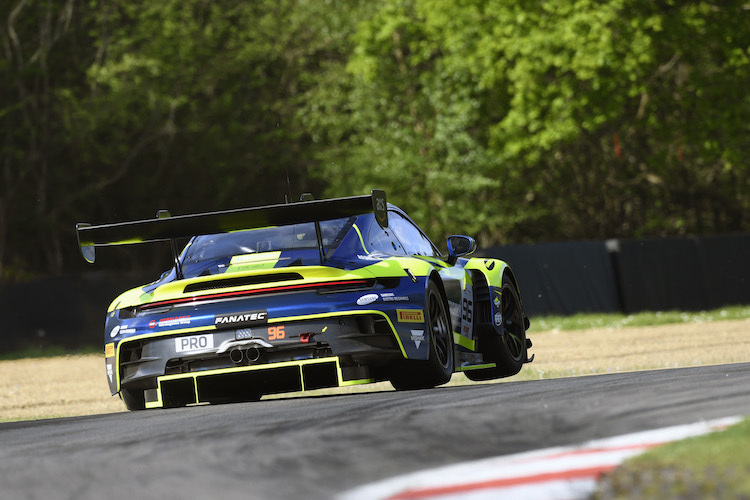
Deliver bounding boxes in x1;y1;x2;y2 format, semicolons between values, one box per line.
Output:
465;273;527;381
389;280;454;390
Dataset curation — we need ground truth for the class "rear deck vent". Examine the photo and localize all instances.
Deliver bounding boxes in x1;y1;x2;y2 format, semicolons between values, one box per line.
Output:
183;272;303;293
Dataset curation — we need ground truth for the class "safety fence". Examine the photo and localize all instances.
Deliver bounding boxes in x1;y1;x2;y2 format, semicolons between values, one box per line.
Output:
479;233;750;317
1;233;747;353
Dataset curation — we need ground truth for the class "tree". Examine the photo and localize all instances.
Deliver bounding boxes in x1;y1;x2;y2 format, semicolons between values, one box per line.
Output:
301;0;501;245
1;0;747;279
1;0;373;279
306;0;749;244
1;0;88;278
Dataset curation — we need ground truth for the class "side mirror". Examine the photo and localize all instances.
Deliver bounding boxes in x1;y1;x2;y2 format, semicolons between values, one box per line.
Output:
446;235;476;264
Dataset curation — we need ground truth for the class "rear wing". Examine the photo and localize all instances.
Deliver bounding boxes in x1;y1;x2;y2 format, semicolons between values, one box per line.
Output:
76;189;387;264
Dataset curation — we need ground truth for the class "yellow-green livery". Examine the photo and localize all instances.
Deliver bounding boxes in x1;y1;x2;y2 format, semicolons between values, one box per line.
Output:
77;190;532;410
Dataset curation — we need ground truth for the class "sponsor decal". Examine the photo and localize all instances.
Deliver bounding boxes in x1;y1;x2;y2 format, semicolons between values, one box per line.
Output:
110;325;120;338
105;343;115;357
380;293;409;302
357;293;379;306
215;310;268;328
148;316;190;329
158;315;191;328
494;312;503;327
410;329;425;349
106;363;114;383
373;190;388;228
356;252;387;261
120;327;136;334
375;197;386;212
175;334;215;353
397;309;424;323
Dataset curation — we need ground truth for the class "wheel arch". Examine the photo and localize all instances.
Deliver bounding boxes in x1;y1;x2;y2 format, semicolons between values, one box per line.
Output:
428;269;454;334
464;258;523;298
464;258;506;286
465;258;528;332
502;267;522;301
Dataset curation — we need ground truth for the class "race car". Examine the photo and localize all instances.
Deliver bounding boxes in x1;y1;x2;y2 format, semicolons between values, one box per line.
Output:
76;190;532;410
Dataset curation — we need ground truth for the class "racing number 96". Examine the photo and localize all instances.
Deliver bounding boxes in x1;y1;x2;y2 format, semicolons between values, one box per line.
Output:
268;325;285;340
462;298;473;324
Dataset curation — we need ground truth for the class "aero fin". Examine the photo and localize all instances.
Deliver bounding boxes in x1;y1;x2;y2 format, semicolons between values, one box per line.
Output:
372;189;388;228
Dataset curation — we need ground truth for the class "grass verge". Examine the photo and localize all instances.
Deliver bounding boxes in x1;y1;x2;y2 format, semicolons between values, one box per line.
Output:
593;418;750;498
532;305;750;332
0;345;101;361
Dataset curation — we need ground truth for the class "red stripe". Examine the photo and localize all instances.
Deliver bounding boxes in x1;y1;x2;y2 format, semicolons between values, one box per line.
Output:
387;465;615;499
382;424;734;500
386;442;667;500
512;442;664;463
140;279;369;310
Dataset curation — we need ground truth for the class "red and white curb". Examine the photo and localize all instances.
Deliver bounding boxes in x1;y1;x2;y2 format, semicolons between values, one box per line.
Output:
338;416;741;500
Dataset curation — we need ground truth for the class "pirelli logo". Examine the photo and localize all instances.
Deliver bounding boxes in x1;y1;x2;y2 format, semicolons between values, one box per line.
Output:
105;343;115;358
397;309;424;323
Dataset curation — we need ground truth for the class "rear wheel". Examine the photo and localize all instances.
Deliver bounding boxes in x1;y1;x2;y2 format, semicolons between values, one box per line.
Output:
390;280;454;390
465;274;527;381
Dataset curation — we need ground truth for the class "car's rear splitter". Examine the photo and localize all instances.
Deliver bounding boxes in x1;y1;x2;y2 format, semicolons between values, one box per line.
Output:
143;356;374;408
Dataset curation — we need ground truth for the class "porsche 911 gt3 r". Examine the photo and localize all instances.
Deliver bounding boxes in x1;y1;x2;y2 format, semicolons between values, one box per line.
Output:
76;190;532;410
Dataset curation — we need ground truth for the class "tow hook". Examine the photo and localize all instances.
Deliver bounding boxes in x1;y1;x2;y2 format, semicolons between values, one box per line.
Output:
524;337;534;363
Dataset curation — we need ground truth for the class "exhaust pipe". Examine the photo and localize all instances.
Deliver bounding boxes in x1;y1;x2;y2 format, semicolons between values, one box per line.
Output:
229;348;244;364
245;347;260;362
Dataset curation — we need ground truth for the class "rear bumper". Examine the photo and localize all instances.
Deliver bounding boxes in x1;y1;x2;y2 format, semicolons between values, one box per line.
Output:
114;310;403;393
144;356;372;408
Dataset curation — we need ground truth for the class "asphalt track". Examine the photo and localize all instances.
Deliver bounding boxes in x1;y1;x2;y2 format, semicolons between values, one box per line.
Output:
2;363;749;500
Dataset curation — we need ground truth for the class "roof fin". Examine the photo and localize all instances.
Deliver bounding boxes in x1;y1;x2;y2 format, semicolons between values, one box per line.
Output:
156;209;183;279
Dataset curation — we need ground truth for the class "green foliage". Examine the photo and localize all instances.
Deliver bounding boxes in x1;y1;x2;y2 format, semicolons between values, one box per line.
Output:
69;0;361;215
307;0;749;244
594;419;750;498
0;0;747;278
532;306;750;332
302;0;503;244
0;0;370;278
